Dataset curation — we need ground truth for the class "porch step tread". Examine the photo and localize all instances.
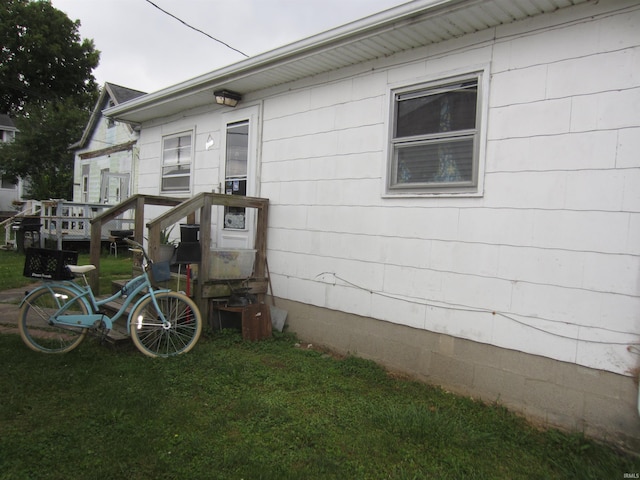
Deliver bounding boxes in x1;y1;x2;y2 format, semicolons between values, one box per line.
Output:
98;291;132;346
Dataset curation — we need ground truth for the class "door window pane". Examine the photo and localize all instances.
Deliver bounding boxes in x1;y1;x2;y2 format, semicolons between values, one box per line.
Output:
224;121;249;229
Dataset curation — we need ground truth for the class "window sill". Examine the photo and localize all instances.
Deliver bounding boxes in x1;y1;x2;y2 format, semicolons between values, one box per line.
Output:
382;189;483;199
160;191;191;197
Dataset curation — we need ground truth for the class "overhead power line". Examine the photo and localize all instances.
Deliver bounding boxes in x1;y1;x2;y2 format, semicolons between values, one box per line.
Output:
144;0;249;58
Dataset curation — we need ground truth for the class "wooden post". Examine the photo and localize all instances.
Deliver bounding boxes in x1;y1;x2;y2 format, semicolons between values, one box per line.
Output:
194;194;212;316
254;201;268;278
148;222;161;262
89;217;102;294
56;202;63;250
134;196;145;244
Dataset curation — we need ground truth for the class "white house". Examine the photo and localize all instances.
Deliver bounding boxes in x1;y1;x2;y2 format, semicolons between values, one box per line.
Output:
105;0;640;448
71;83;146;204
0;114;24;219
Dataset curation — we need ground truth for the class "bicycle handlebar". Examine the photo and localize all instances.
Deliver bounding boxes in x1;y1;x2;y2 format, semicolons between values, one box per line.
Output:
124;238;151;263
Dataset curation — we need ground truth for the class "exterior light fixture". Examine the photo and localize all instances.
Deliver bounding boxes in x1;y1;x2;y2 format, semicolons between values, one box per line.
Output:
213;89;242;107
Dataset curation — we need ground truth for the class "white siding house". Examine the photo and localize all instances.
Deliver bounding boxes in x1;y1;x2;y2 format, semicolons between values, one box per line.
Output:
71;83;145;204
0;114;24;217
106;0;640;448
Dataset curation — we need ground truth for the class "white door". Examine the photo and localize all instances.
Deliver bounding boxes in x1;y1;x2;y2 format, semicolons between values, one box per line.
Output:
217;105;260;249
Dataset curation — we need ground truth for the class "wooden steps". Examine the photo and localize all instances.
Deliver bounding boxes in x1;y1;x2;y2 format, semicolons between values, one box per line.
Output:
97;280;134;347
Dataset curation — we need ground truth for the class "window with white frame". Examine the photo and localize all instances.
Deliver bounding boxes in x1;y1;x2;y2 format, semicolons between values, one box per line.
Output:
161;131;193;193
388;72;482;194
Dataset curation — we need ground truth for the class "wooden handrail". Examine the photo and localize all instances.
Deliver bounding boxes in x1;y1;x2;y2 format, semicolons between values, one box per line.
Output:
146;192;269;314
88;194;184;293
87;192;269;316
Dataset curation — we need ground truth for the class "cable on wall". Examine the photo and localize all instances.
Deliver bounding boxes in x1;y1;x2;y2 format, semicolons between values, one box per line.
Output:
314;271;640;347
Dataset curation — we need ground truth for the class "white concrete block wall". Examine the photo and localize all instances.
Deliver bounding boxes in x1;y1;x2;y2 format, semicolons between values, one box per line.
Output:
618;127;640;168
261;1;640;375
136;132;161;195
486;131;618;172
123;1;639;376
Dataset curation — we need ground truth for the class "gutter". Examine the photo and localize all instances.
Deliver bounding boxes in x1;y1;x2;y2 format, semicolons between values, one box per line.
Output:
104;0;467;120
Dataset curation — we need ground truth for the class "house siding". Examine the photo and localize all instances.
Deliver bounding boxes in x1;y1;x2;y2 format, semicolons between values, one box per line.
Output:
73;108;137;203
0;120;21;213
131;0;640;446
280;298;639;449
260;1;640;378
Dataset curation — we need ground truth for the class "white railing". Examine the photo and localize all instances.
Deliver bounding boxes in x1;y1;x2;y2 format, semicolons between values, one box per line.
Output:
1;199;134;250
40;200;134;250
0;200;42;250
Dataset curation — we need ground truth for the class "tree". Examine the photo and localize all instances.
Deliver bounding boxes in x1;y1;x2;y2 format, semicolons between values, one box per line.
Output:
0;0;100;200
0;0;100;114
0;99;89;199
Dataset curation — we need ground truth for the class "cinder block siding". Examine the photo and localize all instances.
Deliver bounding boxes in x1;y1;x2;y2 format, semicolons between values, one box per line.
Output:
280;298;640;451
261;1;640;377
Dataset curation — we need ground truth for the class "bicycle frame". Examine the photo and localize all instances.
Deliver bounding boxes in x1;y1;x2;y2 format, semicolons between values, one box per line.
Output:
19;235;204;358
20;262;171;335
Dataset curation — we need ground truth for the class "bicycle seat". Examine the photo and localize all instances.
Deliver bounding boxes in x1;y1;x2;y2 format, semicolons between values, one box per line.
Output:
67;265;96;274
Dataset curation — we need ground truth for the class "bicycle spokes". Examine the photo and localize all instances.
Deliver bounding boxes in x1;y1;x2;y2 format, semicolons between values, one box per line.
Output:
129;292;202;357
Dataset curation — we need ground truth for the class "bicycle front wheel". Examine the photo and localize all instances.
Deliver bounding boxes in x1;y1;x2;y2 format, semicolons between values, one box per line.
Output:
19;285;88;354
129;291;202;358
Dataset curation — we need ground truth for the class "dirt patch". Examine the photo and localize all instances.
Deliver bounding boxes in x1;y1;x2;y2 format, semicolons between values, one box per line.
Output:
0;324;19;335
294;341;347;360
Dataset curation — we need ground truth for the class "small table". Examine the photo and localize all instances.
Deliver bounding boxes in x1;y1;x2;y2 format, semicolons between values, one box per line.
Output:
211;303;272;341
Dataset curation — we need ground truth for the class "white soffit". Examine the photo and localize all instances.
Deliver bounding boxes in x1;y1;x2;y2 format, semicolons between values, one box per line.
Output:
106;0;590;123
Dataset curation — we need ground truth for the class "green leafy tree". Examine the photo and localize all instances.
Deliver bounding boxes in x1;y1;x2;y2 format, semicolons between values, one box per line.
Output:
0;99;89;199
0;0;100;199
0;0;99;114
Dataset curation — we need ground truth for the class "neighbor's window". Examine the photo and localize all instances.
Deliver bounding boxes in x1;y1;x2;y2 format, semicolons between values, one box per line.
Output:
389;73;481;194
1;175;17;189
161;131;193;193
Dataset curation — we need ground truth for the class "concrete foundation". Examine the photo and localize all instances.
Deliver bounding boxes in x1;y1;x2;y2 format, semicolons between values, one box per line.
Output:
276;297;640;451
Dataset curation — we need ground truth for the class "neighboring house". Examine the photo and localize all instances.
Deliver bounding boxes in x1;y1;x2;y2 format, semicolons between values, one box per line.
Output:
106;0;640;448
0;114;25;219
71;83;146;204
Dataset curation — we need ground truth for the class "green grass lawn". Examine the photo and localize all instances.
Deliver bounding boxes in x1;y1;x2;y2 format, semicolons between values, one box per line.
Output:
0;249;133;293
0;331;638;480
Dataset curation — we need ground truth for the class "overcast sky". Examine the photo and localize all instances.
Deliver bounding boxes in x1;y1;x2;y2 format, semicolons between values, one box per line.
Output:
51;0;409;94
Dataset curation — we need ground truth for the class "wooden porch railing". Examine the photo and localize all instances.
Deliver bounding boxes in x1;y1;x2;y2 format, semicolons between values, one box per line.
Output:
146;192;269;315
89;194;184;294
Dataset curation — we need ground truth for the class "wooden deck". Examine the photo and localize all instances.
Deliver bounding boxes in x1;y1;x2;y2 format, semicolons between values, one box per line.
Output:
1;200;136;250
40;200;135;249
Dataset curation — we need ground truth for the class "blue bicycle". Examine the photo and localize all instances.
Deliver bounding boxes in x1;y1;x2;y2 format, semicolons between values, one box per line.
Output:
18;237;203;358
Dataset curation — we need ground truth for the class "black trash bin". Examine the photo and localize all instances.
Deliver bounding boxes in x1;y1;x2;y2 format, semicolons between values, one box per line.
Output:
176;224;201;264
14;217;42;253
180;224;200;242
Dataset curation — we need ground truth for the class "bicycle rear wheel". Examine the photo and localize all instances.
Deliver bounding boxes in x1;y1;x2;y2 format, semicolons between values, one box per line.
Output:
129;291;202;358
19;285;88;354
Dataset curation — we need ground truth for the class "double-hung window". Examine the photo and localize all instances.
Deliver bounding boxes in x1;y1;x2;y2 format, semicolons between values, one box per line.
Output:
389;72;482;194
161;131;193;193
